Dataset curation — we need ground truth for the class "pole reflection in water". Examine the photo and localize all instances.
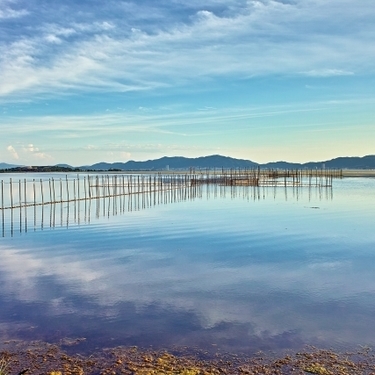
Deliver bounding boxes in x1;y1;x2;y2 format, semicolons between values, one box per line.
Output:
0;183;332;238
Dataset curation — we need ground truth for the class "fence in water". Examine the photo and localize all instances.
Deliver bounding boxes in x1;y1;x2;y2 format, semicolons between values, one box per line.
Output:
1;178;205;237
0;169;341;211
190;168;342;187
0;173;190;211
1;174;334;238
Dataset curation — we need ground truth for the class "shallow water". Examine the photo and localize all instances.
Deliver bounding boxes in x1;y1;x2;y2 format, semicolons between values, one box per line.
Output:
0;175;374;355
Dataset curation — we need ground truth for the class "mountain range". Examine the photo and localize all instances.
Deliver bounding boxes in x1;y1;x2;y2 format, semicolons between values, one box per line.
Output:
1;154;375;171
76;154;375;170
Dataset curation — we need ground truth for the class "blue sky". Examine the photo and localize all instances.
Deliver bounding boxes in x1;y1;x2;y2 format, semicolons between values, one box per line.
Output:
1;0;374;166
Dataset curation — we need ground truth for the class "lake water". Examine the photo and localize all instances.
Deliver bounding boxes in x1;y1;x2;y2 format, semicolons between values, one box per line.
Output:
0;174;375;355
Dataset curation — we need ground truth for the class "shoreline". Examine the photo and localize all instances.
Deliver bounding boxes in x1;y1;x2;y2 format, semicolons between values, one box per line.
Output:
1;168;375;176
1;340;375;375
341;169;375;177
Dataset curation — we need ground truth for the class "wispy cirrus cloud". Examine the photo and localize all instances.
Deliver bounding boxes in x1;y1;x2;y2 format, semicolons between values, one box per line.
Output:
0;0;28;19
1;0;374;100
304;69;355;77
1;0;374;165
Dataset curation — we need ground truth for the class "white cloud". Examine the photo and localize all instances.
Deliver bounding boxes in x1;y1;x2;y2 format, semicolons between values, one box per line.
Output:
0;3;28;19
7;144;19;159
19;143;52;162
0;0;375;106
120;151;132;159
99;21;115;31
72;21;116;33
0;0;374;99
44;34;62;44
25;143;39;152
304;69;355;77
41;24;77;37
84;144;97;150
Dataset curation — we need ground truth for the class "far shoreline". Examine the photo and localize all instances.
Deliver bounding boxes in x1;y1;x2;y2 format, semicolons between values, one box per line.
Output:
341;169;375;177
1;166;375;177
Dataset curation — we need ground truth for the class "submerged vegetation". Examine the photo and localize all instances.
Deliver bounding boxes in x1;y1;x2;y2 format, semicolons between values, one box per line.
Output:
0;357;9;375
1;341;375;375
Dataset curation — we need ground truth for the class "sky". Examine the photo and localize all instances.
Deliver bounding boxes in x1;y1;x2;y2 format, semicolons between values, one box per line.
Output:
1;0;374;166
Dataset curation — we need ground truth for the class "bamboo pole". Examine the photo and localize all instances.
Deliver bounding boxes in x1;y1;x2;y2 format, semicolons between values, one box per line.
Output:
66;175;70;202
84;176;87;200
49;179;52;203
33;179;36;205
10;178;13;208
24;179;27;229
40;179;44;205
1;180;4;211
52;178;56;202
18;179;22;208
77;175;80;201
88;175;92;199
59;178;62;203
1;180;4;237
74;178;76;201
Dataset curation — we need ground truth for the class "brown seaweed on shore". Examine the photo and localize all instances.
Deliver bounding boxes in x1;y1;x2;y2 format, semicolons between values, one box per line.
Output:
1;341;375;375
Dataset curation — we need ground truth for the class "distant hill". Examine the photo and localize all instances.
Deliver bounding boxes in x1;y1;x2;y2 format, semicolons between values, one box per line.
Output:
263;155;375;170
303;155;375;169
84;155;259;171
0;162;21;169
263;161;303;169
2;154;375;172
82;154;375;171
55;163;74;169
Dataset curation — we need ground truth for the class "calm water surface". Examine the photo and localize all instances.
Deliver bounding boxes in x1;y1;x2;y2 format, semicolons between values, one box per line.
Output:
0;175;374;355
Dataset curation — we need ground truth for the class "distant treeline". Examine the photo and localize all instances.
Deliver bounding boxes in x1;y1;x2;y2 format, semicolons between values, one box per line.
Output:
0;166;82;173
0;166;127;173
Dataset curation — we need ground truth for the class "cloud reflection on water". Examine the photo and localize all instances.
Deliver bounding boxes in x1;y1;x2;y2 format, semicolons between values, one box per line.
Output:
0;181;375;353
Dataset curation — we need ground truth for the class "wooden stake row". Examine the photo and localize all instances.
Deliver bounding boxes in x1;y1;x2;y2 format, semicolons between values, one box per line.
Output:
0;169;341;211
